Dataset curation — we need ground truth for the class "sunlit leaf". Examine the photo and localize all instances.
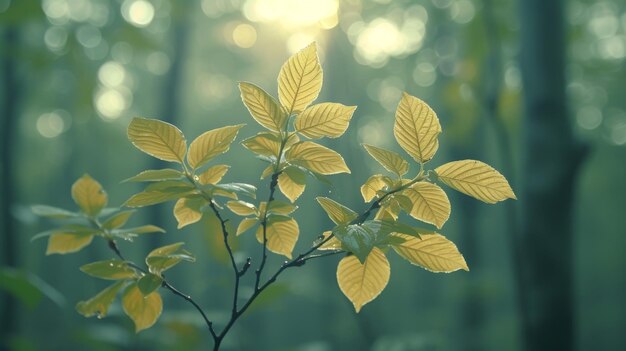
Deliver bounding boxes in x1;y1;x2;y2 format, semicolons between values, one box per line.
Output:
316;197;357;225
360;175;391;202
187;125;245;169
362;144;409;177
255;218;299;259
122;282;163;332
391;233;468;272
123;169;183;182
278;42;323;114
125;181;196;208
198;164;230;185
239;82;287;131
213;183;256;199
80;259;138;280
137;273;163;296
146;242;195;274
336;247;390;313
260;165;274;179
226;200;257;216
46;233;94;255
267;200;298;215
112;225;165;236
402;182;451;229
76;281;126;318
318;231;342;251
127;117;187;163
102;210;135;230
31;205;80;219
434;160;516;204
71;174;108;217
278;167;306;202
393;93;442;163
237;218;258;236
241;132;281;158
286;141;350;175
295;103;356;139
173;197;207;229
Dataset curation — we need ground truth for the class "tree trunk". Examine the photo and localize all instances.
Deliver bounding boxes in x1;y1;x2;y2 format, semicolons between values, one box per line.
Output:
518;1;586;350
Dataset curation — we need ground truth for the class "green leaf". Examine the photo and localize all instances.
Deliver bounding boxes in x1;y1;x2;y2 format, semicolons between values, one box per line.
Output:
434;160;516;204
124;182;196;207
76;281;126;318
102;210;135;230
137;273;163;296
239;82;287;132
146;242;196;274
295;103;356;139
393;93;442;163
278;42;323;114
187;124;245;169
391;233;469;272
226;200;257;216
72;174;108;217
31;205;80;219
46;232;94;255
123;169;184;182
173;197;207;229
213;183;256;199
336;247;390;313
316;197;357;225
286;141;350;175
198;164;230;185
0;268;44;309
80;259;138;280
362;144;409;177
122;282;163;332
241;132;281;158
127;117;187;163
277;166;306;202
112;225;165;236
333;224;375;263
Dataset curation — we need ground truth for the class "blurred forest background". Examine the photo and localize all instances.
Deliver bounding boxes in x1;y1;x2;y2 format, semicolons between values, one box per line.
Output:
1;0;625;350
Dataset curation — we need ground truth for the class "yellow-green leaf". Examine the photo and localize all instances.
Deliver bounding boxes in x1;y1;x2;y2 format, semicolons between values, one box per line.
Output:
173;197;207;229
71;174;107;217
434;160;516;204
391;233;468;272
267;200;298;215
46;233;94;255
316;197;357;225
295;103;356;139
255;218;299;259
128;117;187;163
278;42;323;114
76;281;126;318
80;259;138;280
239;82;287;132
123;169;183;182
102;210;135;230
187;125;244;169
402;182;451;229
318;231;342;251
278;167;306;202
286;141;350;175
362;144;409;177
237;218;258;236
360;175;390;202
336;247;390;313
241;132;281;158
226;200;257;216
122;282;163;332
198;164;230;185
393;93;441;163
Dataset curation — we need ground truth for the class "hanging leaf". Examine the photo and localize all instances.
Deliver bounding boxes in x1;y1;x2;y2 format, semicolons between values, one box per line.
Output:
146;242;195;274
286;141;350;175
278;42;323;114
434;160;516;204
393;93;441;163
278;167;306;202
255;218;299;259
362;144;409;177
80;259;138;280
391;233;468;272
402;182;451;229
173;197;207;229
336;248;390;313
295;103;356;139
239;82;287;131
102;210;135;230
123;169;183;183
46;233;94;255
226;200;257;216
241;132;282;158
333;224;375;263
187;125;245;169
71;174;108;217
198;164;230;185
127;117;187;163
137;273;164;296
122;282;163;332
237;218;258;236
76;281;126;318
316;197;357;225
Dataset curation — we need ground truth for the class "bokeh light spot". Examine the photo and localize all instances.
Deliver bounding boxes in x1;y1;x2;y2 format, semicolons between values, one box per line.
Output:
122;0;155;28
232;23;257;48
